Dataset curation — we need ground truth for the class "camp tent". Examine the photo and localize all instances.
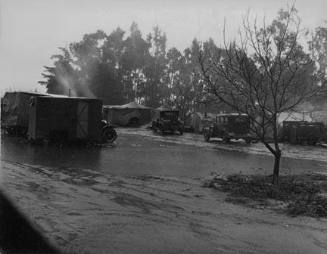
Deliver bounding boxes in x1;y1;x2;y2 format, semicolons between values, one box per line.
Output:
103;101;152;126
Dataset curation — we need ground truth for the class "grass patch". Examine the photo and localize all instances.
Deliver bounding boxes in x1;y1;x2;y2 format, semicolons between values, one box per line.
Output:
204;173;327;217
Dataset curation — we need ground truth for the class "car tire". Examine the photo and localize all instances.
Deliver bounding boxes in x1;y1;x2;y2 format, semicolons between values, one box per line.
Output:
223;136;230;143
103;127;117;143
204;133;210;142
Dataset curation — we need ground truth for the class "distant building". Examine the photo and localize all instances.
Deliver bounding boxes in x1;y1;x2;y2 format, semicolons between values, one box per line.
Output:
185;112;216;133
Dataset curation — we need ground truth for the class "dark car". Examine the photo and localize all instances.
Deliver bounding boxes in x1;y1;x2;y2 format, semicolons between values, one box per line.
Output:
151;108;184;135
203;113;255;143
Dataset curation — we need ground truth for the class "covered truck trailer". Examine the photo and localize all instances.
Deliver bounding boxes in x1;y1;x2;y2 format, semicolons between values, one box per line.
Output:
279;121;325;145
1;91;46;135
28;96;103;142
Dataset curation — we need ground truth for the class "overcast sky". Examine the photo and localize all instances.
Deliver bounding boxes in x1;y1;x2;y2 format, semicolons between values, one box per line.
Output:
0;0;326;94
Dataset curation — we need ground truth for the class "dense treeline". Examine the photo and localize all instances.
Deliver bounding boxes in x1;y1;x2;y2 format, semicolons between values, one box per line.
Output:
39;23;212;119
39;18;327;118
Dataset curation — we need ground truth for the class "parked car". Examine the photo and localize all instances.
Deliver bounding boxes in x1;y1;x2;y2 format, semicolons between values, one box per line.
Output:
203;113;255;143
151;108;184;135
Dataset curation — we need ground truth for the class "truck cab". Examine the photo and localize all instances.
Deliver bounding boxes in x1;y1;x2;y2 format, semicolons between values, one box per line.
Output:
203;113;254;143
151;108;184;135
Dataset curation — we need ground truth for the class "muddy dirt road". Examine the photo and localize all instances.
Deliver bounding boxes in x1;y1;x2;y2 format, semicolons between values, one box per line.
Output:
1;129;327;253
2;128;327;178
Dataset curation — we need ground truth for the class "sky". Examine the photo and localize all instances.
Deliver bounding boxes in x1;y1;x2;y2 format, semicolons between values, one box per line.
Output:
0;0;326;94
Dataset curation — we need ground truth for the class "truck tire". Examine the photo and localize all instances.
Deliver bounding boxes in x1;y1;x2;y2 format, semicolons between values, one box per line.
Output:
245;138;251;144
103;127;117;143
204;132;210;142
223;136;230;143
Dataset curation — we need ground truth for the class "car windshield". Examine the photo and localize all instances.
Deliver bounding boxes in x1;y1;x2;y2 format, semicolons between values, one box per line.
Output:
161;111;178;120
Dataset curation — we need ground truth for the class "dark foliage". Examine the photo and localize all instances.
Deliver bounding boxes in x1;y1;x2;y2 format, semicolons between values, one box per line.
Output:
204;173;327;217
39;24;206;114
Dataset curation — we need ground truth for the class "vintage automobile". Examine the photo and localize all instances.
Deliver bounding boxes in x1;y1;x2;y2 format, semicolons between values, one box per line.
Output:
203;113;255;143
279;121;324;145
151;108;184;135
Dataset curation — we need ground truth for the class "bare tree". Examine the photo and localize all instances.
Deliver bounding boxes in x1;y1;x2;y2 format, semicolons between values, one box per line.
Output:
198;6;320;184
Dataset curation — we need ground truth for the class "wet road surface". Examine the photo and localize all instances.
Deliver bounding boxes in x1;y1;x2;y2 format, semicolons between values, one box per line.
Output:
1;129;327;254
2;128;327;178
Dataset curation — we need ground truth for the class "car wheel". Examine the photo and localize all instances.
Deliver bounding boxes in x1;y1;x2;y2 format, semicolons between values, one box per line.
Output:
223;136;230;143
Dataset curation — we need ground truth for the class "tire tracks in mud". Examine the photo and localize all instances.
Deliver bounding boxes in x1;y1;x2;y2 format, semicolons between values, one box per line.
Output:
1;160;246;251
2;160;327;254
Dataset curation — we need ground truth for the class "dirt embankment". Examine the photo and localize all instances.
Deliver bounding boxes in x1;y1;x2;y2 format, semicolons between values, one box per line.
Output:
1;160;327;254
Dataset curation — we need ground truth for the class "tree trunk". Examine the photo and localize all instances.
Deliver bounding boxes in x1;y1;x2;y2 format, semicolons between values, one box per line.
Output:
272;150;281;184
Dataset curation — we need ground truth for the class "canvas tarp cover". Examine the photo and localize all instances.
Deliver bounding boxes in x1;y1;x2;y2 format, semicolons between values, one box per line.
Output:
1;92;46;128
104;101;150;110
103;102;152;126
